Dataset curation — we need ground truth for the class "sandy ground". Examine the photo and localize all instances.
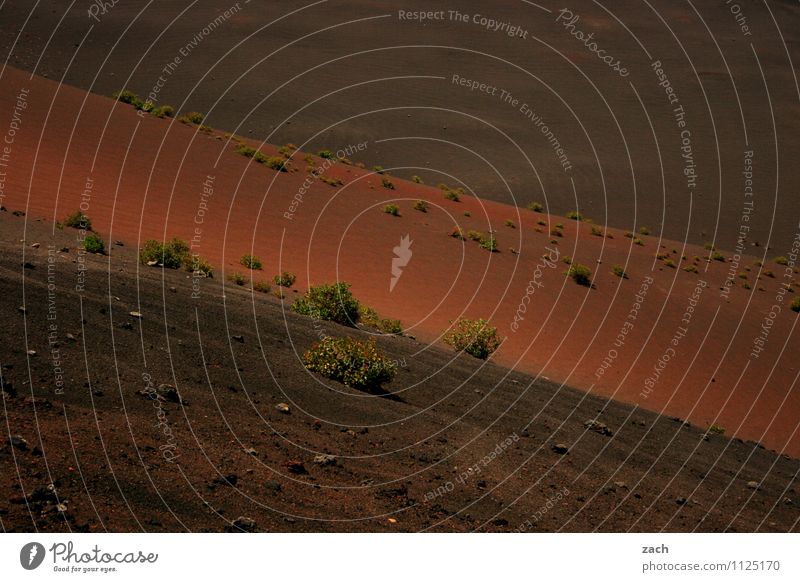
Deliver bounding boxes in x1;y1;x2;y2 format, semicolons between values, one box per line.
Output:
0;65;798;458
1;209;798;532
0;0;798;252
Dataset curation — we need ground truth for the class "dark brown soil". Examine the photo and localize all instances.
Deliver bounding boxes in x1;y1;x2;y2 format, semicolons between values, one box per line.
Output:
1;210;798;533
1;0;798;252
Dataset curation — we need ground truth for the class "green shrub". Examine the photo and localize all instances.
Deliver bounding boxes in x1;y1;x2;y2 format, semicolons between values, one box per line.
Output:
664;259;676;268
359;305;402;335
320;176;344;187
383;204;400;216
318;149;334;159
227;272;246;286
774;256;789;266
266;156;289;172
791;297;800;313
565;211;583;221
550;228;563;238
381;177;395;190
527;201;544;212
562;256;572;265
612;265;628;279
139;238;190;269
683;265;699;273
634;238;644;246
464;211;471;217
273;271;296;287
254;280;272;294
711;251;725;262
638;226;651;235
291;282;360;326
537;220;547;226
64;210;91;231
708;424;725;435
187;255;214;277
450;227;465;240
591;225;604;236
151;105;174;118
183;111;204;124
83;233;105;254
443;318;501;360
505;219;516;228
372;165;385;174
413;200;428;212
567;263;592;286
411;175;423;184
467;230;483;241
240;254;262;270
113;90;140;105
303;337;396;389
444;190;460;202
479;236;498;252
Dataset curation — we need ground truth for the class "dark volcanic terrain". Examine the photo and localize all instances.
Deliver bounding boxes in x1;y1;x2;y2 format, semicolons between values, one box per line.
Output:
1;211;798;532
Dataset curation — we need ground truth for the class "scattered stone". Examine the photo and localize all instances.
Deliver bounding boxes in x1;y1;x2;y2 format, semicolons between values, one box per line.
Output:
264;480;282;493
614;481;628;490
9;435;29;451
313;454;337;467
119;322;133;330
146;260;158;266
213;474;239;487
275;402;290;414
66;333;76;341
59;246;69;252
285;460;307;474
551;443;569;455
747;481;760;490
114;240;124;246
129;311;143;319
17;306;26;314
12;210;25;216
156;384;182;404
22;261;34;269
31;242;40;248
232;334;244;343
783;497;792;505
26;350;37;357
676;497;688;505
493;518;508;527
243;447;257;456
584;419;613;436
231;516;256;532
169;286;177;293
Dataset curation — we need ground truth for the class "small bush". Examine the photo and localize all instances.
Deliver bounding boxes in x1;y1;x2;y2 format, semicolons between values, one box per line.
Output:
318;149;334;159
182;111;204;124
711;251;725;262
83;233;105;254
527;202;544;212
467;230;483;241
381;177;395;190
383;204;400;216
139;238;190;269
372;165;385;174
639;226;651;235
320;176;343;187
664;259;676;268
567;263;592;286
444;190;460;202
683;265;699;273
537;220;547;226
291;282;360;326
413;200;428;212
187;255;214;277
791;297;800;313
227;272;246;286
273;271;296;287
64;210;91;231
303;337;396;389
624;231;634;239
505;219;516;228
464;211;471;217
359;305;402;335
266;156;288;172
550;228;563;238
562;256;572;265
704;242;715;251
634;238;644;246
253;281;272;294
240;254;262;270
565;211;583;221
411;175;423;184
590;225;604;236
612;265;628;279
479;236;498;252
450;227;465;240
113;90;140;105
774;256;789;266
708;424;725;435
443;318;501;360
151;105;174;118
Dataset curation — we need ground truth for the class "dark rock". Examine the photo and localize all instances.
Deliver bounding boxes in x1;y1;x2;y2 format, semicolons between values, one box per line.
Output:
231;516;256;532
551;443;569;455
313;454;337;467
232;335;244;343
285;460;307;474
584;419;613;436
10;435;29;450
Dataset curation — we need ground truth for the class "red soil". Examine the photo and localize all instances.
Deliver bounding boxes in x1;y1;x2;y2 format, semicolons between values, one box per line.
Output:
1;65;798;457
